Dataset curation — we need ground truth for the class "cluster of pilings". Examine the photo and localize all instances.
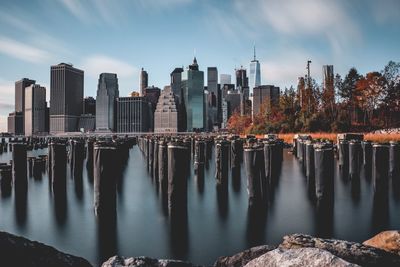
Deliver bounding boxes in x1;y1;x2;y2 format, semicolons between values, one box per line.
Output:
243;137;284;208
294;135;335;203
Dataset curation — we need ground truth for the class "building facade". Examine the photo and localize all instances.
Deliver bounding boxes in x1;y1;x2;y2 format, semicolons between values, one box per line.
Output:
323;65;335;104
7;112;23;135
115;97;151;133
24;84;46;136
140;68;148;96
96;73;119;132
253;85;280;116
235;67;248;88
83;97;96;115
220;74;231;86
207;67;218;130
15;78;36;134
181;57;204;131
50;63;84;134
249;47;261;96
154;86;178;133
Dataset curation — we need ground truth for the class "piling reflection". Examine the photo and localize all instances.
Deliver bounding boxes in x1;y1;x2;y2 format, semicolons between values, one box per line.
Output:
169;210;189;260
315;196;334;238
97;214;118;264
15;184;28;228
246;202;267;247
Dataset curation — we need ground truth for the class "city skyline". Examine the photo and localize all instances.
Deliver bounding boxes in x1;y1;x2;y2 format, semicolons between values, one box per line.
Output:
0;0;400;131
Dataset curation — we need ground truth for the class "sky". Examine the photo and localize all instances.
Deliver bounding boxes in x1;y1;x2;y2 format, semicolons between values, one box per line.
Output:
0;0;399;132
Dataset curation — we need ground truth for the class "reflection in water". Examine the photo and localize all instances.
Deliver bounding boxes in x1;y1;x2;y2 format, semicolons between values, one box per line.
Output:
363;164;372;184
315;196;334;238
74;173;83;201
15;185;28;228
217;185;228;221
97;214;118;264
195;168;204;195
371;193;389;233
169;211;189;260
246;203;267;247
231;166;241;193
351;177;361;204
54;188;67;226
391;174;400;201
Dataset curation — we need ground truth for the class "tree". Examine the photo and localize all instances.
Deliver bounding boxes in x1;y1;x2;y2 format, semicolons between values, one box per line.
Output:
339;68;361;124
382;61;400;127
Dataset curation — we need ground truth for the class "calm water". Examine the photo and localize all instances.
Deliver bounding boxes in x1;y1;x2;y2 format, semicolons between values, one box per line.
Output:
1;144;400;266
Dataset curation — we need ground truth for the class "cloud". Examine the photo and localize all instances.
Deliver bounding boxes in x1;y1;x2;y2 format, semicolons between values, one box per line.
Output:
368;0;400;24
0;79;14;132
213;0;361;55
57;0;193;25
260;47;324;88
0;36;53;63
81;55;138;78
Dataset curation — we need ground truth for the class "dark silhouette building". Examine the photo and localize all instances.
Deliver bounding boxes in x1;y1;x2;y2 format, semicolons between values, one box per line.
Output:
253;85;280;116
83;97;96;115
24;84;46;136
7;112;23;135
140;68;148;96
96;73;119;132
235;67;248;88
115;96;151;132
50;63;84;133
15;78;36;134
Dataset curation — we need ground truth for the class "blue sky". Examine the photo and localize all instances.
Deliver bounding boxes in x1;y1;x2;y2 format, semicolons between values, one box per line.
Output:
0;0;399;131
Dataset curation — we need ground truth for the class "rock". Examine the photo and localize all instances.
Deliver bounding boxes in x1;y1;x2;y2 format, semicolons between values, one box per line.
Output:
363;231;400;255
101;255;202;267
0;231;92;267
214;245;276;267
280;233;400;267
244;247;360;267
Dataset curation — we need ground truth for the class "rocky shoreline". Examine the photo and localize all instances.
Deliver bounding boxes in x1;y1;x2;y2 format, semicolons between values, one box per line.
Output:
2;230;400;267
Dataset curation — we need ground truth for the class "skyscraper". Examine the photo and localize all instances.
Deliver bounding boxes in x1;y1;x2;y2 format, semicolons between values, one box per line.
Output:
15;78;36;134
249;46;261;96
220;74;231;86
96;73;119;132
181;57;204;131
154;86;178;133
207;67;218;129
235;67;248;88
253;85;280;116
140;68;148;96
115;96;151;132
50;63;84;133
24;84;46;136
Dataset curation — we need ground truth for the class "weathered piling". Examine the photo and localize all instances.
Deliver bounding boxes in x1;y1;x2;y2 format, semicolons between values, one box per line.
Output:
215;140;229;188
314;143;334;201
32;157;45;179
244;144;264;206
168;142;188;217
305;140;315;179
27;156;35;177
263;140;275;189
0;164;12;196
12;143;27;192
372;144;389;195
230;138;242;179
94;142;117;217
389;141;400;177
158;140;168;197
338;140;349;172
50;142;67;194
148;139;154;175
153;139;159;183
86;139;94;168
349;140;361;180
194;139;205;177
362;140;372;166
72;140;85;178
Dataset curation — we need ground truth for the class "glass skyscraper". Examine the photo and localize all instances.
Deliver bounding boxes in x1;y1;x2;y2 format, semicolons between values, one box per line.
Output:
181;57;204;131
249;46;261;96
96;73;119;132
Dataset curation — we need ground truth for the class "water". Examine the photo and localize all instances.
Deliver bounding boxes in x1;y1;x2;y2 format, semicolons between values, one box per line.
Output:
1;145;400;266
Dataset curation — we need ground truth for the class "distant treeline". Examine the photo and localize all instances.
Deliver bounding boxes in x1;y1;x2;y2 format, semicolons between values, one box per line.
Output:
228;61;400;134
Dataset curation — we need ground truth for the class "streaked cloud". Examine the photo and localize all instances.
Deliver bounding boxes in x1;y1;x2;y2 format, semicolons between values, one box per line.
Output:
0;79;14;132
0;36;53;63
81;55;138;78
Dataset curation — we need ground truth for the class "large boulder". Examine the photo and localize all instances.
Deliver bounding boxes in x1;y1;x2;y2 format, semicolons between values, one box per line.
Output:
0;231;92;267
214;245;276;267
244;247;360;267
363;231;400;255
101;255;202;267
280;233;400;267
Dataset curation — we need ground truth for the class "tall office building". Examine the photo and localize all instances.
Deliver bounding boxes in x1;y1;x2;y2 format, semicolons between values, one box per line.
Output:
83;97;96;115
207;67;218;129
249;46;261;96
15;78;36;134
235;67;248;88
323;65;335;104
96;73;119;132
181;57;204;131
220;74;231;86
7;112;23;135
50;63;84;134
253;85;280;116
140;68;148;96
115;96;151;132
154;86;178;133
171;68;183;99
24;84;46;136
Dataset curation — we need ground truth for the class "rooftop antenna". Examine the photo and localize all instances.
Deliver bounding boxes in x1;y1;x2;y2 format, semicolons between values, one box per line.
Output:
253;44;256;61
